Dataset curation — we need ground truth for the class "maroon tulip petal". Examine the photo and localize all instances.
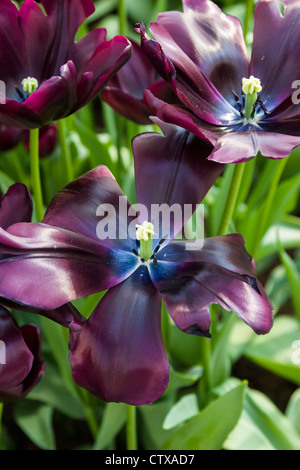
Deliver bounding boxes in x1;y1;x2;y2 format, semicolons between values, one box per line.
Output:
69;266;169;405
19;0;52;82
0;183;32;230
151;0;249;107
83;36;132;92
207;130;259;163
149;233;273;336
132;119;224;246
70;29;107;77
0;222;139;310
141;22;236;125
102;86;154;124
17;323;45;398
40;0;95;78
0;306;33;389
144;90;220;144
0;0;26;95
42;165;137;252
251;0;300;111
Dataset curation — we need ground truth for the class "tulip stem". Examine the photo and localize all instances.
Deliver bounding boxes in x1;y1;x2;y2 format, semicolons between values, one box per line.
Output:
57;119;74;184
118;0;127;36
251;157;288;257
29;128;44;221
126;405;138;450
217;162;246;236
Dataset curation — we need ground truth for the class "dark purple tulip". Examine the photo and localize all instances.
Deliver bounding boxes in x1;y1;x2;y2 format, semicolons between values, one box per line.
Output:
0;306;45;404
101;40;175;125
0;124;22;152
138;0;300;163
0;123;273;404
0;182;32;230
0;0;132;129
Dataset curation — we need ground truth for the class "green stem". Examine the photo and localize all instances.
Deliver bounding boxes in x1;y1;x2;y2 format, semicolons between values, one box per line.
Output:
218;162;246;236
244;0;254;42
118;0;127;36
126;405;138;450
57;118;73;184
251;157;288;256
29;128;44;221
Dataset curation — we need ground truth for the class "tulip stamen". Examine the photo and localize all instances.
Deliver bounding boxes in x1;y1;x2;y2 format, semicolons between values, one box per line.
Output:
136;221;155;261
21;77;39;96
242;76;262;120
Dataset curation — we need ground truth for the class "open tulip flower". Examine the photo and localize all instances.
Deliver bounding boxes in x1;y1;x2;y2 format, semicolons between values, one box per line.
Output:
138;0;300;163
0;306;45;404
0;0;132;129
0;122;273;405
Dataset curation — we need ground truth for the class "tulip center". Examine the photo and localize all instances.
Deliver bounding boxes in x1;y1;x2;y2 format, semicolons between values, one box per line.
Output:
242;75;262;120
136;221;155;261
22;77;39;96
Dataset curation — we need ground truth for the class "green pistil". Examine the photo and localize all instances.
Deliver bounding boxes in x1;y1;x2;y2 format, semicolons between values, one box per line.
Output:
242;75;262;120
136;221;155;261
22;77;39;95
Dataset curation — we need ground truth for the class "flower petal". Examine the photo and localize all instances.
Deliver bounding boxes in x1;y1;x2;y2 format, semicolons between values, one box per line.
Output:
69;265;169;405
150;234;273;336
152;0;249;106
0;222;138;310
42;165;137;252
251;0;300;111
0;183;32;230
132;119;224;247
207;129;259;163
0;306;33;389
140;22;237;125
40;0;95;78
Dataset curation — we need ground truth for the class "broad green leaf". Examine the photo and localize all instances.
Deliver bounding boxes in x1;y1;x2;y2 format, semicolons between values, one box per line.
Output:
0;170;16;194
257;222;300;260
264;264;292;314
27;361;86;420
167;366;203;395
93;403;127;450
139;399;174;450
224;388;300;450
162;381;246;450
244;316;300;385
13;400;56;450
285;389;300;435
163;393;199;430
278;246;300;319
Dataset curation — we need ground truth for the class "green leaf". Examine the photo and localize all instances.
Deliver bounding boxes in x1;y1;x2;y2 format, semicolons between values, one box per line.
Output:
27;361;86;420
278;245;300;319
93;403;127;450
244;315;300;385
224;388;300;450
162;381;246;450
13;400;56;450
285;389;300;436
163;393;199;430
257;222;300;260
